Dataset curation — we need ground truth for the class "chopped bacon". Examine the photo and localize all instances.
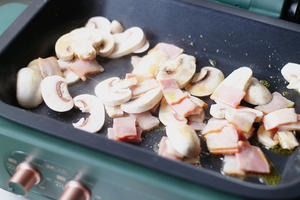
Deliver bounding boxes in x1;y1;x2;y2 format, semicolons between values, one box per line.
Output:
158;136;184;161
255;92;295;114
170;97;198;117
222;155;245;176
236;141;270;174
149;43;183;60
130;111;160;132
38;57;62;78
225;109;256;133
204;125;240;154
159;78;187;105
188;112;206;131
112;116;140;142
277;131;299;150
278;115;300;131
210;85;245;108
66;58;104;81
263;108;297;130
241;127;255;140
202;118;228;135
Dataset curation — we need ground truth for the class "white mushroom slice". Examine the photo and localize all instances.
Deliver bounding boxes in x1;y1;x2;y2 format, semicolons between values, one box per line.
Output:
94;77;132;106
133;40;150;53
132;51;168;76
257;125;278;149
166;122;201;158
244;78;272;105
159;98;187;126
97;33;115;57
85;16;111;33
277;131;299;150
185;67;224;97
104;104;124;118
157;54;196;88
108;27;146;58
110;20;124;34
210;104;227;119
41;75;73;112
63;70;80;85
73;94;105;133
210;67;252;107
121;87;162;113
16;68;43;108
281;63;300;92
55;27;103;61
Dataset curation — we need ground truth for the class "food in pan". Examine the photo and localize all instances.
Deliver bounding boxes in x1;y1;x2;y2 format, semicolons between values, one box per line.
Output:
15;16;300;182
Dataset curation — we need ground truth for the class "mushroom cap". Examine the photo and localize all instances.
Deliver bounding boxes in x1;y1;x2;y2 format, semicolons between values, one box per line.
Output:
244;77;272;105
121;87;163;113
133;40;150;54
73;94;105;133
110;20;124;34
85;16;111;33
97;33;115;57
16;67;43;108
221;67;253;90
108;27;146;58
185;66;224;97
94;77;132;106
157;54;196;88
41;75;74;112
166;122;201;158
281;63;300;83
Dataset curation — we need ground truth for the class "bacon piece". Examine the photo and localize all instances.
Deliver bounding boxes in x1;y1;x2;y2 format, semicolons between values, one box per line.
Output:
225;109;256;133
222;155;245;176
236;141;270;174
159;78;187;105
202;118;228;135
38;57;62;78
149;43;183;60
255;92;295;114
159;98;187;126
66;58;104;81
211;85;245;108
277;131;299;150
278;115;300;131
257;125;278;148
158;136;183;161
130;111;160;132
204;125;240;154
112;116;139;142
241;127;255;140
188;112;206;131
170;97;198;117
263;108;297;130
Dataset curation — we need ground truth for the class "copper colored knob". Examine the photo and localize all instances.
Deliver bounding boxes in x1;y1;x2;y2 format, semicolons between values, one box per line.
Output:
8;162;41;196
59;180;90;200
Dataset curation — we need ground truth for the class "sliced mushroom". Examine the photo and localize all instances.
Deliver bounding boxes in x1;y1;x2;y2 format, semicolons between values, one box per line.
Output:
133;40;150;54
16;67;43;108
159;97;187;126
55;27;103;61
121;87;162;113
166;122;201;158
257;125;278;149
72;94;105;133
97;33;115;57
132;51;168;76
281;63;300;92
244;77;272;105
108;27;146;58
94;77;132;106
277;131;299;150
41;75;73;112
110;20;124;34
104;104;124;118
185;66;224;96
157;54;196;88
85;16;111;33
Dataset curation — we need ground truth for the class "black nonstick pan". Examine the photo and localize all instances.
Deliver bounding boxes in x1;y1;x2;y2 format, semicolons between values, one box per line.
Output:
0;0;300;199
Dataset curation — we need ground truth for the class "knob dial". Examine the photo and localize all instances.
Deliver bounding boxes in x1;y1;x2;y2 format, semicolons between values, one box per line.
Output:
59;180;90;200
8;162;41;196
